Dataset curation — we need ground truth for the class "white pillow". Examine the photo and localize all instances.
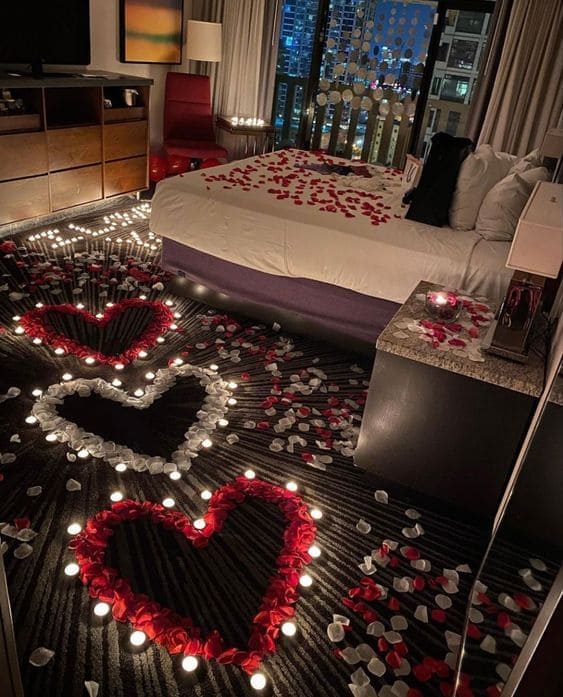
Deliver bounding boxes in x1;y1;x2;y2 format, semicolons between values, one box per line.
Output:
509;148;543;174
476;166;550;241
450;144;517;231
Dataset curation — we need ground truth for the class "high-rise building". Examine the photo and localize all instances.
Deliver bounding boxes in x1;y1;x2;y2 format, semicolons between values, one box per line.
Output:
421;9;491;156
278;0;320;77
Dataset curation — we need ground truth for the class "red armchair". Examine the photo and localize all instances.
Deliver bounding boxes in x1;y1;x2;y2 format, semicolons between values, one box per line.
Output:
163;73;227;163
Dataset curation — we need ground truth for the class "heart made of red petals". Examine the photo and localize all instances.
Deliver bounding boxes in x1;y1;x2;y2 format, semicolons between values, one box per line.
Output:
70;477;317;674
19;298;173;365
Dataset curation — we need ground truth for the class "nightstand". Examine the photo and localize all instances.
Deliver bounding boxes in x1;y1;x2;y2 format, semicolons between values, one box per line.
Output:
216;117;276;159
355;281;548;524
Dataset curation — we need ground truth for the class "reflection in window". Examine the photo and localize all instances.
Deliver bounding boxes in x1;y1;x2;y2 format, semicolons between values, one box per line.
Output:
447;39;478;70
441;75;469;102
446;110;460;136
455;10;486;34
437;41;449;62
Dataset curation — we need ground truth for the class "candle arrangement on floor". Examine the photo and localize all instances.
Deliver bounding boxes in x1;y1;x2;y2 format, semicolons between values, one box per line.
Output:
65;474;321;692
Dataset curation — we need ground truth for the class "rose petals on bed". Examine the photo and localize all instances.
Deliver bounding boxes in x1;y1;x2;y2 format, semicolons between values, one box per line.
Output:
201;149;403;227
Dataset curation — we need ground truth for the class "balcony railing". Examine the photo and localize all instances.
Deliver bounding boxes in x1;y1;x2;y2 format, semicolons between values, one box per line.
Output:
273;74;417;169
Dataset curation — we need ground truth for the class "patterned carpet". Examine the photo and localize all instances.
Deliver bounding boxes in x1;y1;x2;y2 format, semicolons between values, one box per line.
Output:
0;200;557;697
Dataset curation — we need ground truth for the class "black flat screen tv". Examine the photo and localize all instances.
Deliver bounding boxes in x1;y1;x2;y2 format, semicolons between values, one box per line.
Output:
0;1;91;74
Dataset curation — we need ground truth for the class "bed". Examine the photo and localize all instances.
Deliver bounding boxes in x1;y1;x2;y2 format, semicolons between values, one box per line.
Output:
150;149;512;344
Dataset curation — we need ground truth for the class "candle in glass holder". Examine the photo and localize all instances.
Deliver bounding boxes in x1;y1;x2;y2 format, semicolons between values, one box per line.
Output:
425;290;461;321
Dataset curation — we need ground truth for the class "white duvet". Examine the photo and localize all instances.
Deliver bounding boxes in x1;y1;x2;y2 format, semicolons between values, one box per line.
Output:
150;149;512;305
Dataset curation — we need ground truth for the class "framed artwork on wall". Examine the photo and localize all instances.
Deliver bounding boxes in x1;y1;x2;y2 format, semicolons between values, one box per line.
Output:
120;0;183;64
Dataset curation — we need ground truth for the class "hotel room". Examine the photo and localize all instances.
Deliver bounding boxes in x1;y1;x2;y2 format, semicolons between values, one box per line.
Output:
0;1;562;696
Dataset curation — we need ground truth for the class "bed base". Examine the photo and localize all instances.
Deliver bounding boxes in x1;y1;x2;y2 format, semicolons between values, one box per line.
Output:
162;238;399;356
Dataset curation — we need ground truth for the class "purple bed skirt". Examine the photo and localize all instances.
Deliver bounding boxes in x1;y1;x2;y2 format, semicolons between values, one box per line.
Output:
161;238;399;345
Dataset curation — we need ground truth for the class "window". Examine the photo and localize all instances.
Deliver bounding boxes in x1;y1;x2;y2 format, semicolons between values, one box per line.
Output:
447;39;478;70
431;77;442;96
437;41;450;63
441;75;469;103
426;108;441;130
455;10;486;34
446;110;461;136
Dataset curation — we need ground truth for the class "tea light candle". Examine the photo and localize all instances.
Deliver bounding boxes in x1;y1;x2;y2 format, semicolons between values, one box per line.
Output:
425;290;461;321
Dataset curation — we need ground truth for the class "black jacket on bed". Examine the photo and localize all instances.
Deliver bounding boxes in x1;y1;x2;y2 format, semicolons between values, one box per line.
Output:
405;132;473;227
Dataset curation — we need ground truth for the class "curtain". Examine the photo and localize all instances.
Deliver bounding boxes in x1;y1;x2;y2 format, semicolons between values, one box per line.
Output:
465;0;514;144
478;0;563;156
188;0;280;122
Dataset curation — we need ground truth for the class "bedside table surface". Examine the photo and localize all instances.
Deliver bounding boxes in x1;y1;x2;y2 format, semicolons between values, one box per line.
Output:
377;280;547;399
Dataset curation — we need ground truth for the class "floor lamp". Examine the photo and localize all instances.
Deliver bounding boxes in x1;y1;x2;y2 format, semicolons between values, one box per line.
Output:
185;20;222;67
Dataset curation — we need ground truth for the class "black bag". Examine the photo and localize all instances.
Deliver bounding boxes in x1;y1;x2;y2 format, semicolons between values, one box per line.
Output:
405;132;473;227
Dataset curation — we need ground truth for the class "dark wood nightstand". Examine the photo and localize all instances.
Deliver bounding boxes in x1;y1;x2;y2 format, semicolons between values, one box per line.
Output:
355;281;549;524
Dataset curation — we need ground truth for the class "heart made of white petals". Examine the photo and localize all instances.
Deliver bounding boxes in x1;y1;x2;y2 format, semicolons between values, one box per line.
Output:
31;364;232;475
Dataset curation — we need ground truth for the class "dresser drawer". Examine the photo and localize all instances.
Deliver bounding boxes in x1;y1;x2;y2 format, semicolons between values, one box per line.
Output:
104;121;147;161
48;126;102;171
104;156;147;196
50;164;102;211
0;175;50;224
0;132;48;182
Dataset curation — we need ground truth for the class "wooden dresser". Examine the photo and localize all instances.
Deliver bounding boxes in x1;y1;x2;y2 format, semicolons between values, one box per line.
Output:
0;71;152;226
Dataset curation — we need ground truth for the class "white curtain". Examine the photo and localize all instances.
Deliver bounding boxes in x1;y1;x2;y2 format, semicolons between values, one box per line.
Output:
187;0;280;122
478;0;563;156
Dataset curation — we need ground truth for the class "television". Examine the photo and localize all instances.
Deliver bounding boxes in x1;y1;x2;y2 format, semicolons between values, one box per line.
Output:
0;1;91;75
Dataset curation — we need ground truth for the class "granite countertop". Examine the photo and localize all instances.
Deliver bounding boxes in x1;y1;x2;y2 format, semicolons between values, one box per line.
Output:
377;280;548;399
0;70;153;88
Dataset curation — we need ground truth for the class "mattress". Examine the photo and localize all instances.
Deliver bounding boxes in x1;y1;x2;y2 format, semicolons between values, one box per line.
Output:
151;149;513;305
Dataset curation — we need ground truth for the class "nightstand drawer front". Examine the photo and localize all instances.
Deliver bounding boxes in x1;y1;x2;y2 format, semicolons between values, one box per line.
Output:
104;122;147;161
0;132;48;182
48;126;102;171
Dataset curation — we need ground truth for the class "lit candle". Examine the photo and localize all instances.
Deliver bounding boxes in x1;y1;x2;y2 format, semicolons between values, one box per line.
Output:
425;290;461;321
129;630;146;646
250;672;267;691
281;621;297;637
93;602;110;617
182;655;199;672
64;562;80;576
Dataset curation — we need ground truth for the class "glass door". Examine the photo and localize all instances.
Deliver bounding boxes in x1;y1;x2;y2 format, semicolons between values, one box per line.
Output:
311;0;437;165
273;0;497;165
413;2;496;159
273;0;329;147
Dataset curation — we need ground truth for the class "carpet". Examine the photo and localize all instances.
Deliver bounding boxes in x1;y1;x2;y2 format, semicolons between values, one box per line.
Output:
0;201;557;697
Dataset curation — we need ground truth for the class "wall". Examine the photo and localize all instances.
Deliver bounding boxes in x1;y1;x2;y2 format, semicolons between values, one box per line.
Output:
87;0;180;146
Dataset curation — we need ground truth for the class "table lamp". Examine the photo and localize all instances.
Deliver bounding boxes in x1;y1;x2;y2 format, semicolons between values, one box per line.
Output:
541;127;563;182
186;20;222;63
484;180;563;362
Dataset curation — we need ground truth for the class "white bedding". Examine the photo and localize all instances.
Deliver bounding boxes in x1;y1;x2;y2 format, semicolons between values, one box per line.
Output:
150;149;512;305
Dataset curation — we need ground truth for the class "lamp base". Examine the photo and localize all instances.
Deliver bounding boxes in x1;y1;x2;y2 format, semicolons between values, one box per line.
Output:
483;273;545;363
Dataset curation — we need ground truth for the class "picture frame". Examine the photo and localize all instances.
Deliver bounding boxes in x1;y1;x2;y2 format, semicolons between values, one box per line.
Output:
120;0;184;65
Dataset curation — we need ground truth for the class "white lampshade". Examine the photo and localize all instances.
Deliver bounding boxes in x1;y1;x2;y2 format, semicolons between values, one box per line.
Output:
186;20;222;62
541;128;563;159
506;181;563;278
